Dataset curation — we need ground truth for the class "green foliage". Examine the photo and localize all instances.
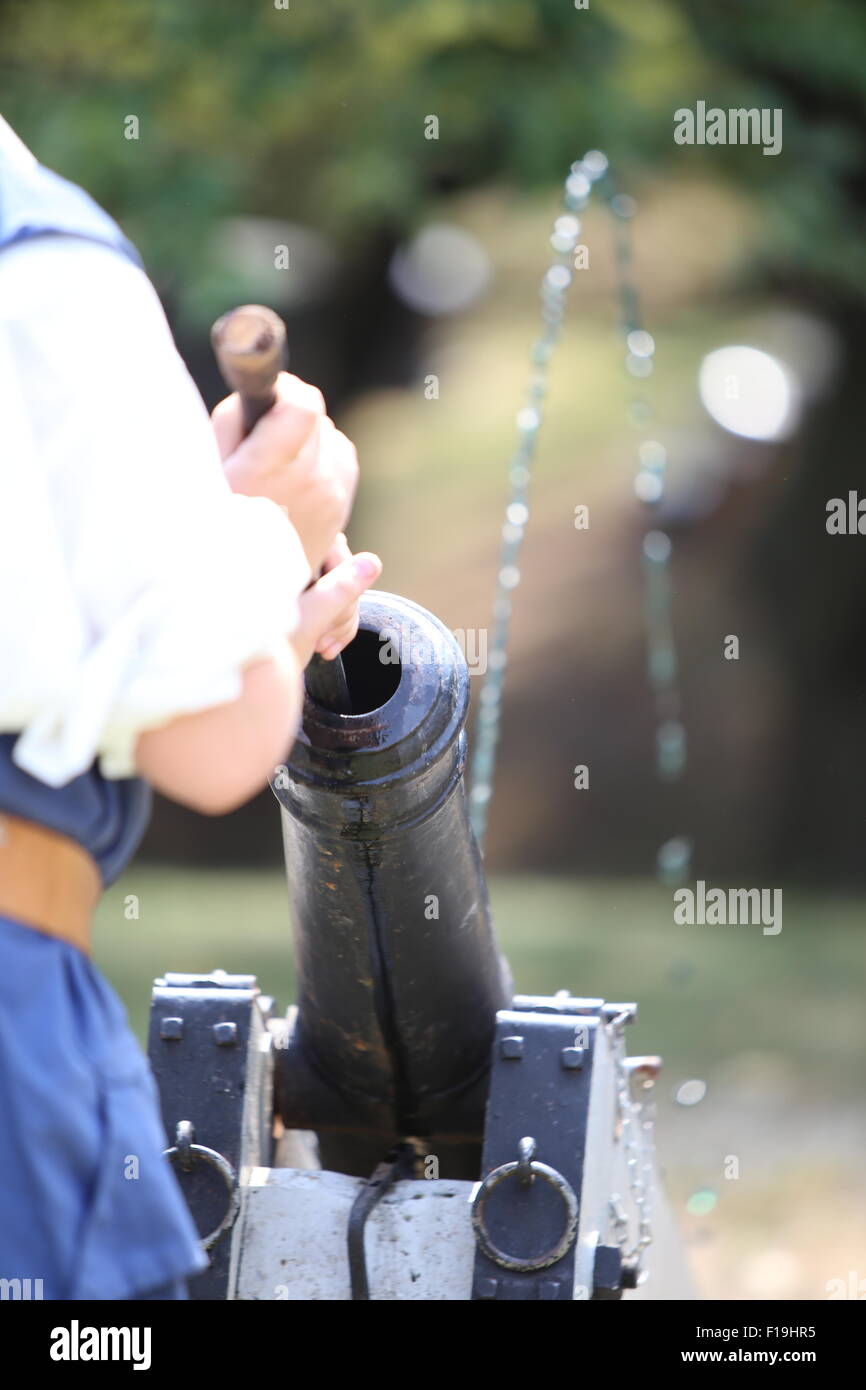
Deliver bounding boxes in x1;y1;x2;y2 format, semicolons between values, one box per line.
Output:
677;0;866;297
2;0;864;301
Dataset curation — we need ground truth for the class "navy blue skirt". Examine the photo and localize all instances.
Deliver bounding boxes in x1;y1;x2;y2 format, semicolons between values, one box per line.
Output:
0;917;208;1299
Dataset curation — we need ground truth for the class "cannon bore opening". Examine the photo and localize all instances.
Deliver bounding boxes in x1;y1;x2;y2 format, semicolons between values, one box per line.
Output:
337;627;402;714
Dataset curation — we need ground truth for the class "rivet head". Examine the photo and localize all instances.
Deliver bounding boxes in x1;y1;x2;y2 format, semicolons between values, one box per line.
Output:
538;1280;561;1299
621;1260;641;1289
160;1017;183;1041
213;1021;238;1046
592;1244;624;1299
477;1278;498;1299
500;1035;524;1060
560;1046;584;1070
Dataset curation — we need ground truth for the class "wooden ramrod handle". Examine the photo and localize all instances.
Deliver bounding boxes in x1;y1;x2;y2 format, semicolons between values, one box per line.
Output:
211;304;287;434
210;305;353;715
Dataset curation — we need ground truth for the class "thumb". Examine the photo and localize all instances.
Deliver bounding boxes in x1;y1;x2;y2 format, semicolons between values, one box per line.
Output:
294;552;382;662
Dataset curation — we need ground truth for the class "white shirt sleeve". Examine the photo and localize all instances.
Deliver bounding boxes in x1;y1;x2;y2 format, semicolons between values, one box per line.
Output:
0;235;311;786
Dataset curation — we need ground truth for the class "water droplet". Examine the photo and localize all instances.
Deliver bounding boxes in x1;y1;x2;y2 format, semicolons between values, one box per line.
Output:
686;1189;717;1217
516;406;540;433
611;193;637;219
657;719;686;778
565;171;591;203
541;302;565;327
581;150;609;179
676;1079;707;1107
502;522;523;544
627;329;655;358
626;353;654;379
499;565;521;590
555;214;581;239
642;530;671;564
639;440;667;470
657;835;692;883
634;471;664;503
507;502;529;526
658;718;685;747
545;264;572;292
470;783;491;805
649;644;677;686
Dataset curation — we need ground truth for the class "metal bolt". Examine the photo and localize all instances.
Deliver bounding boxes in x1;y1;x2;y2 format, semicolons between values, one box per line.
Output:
160;1017;183;1041
517;1135;537;1185
621;1259;641;1289
175;1120;195;1172
500;1035;524;1059
477;1278;498;1299
538;1280;561;1299
560;1046;584;1070
591;1244;624;1301
213;1021;238;1046
624;1055;662;1082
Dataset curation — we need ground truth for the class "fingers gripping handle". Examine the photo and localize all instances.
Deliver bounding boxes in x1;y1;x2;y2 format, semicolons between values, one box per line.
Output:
211;305;353;715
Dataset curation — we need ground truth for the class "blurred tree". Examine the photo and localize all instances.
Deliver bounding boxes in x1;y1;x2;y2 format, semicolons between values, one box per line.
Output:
3;0;863;311
2;0;864;876
680;0;866;297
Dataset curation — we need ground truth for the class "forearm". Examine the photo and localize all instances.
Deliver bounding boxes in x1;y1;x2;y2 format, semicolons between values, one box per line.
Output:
134;642;302;814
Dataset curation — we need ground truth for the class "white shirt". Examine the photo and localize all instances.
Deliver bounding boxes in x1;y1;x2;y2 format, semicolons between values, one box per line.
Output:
0;122;310;785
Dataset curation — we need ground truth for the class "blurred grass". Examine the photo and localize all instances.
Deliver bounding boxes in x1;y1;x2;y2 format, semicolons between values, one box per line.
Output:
95;867;866;1100
94;867;866;1298
95;868;866;1298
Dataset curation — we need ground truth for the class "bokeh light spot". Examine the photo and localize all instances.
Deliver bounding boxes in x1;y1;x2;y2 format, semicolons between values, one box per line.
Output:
699;345;799;441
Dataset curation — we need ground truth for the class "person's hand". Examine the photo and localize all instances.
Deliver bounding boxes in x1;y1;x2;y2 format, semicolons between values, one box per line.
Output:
291;543;382;670
212;372;359;575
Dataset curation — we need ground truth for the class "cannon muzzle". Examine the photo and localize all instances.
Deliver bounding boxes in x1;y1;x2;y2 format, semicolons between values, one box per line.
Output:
271;591;512;1177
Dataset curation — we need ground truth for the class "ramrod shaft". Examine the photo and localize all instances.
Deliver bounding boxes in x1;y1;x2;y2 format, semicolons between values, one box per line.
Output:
271;591;512;1177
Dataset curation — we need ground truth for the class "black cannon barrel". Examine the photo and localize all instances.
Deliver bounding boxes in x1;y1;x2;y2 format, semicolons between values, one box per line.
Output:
271;591;512;1177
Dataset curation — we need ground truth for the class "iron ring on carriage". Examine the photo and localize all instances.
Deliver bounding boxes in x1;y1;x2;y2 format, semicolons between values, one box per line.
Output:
471;1136;579;1272
164;1120;240;1252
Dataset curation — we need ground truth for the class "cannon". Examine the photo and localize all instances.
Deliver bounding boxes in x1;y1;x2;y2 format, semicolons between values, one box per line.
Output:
147;589;691;1301
271;591;513;1180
